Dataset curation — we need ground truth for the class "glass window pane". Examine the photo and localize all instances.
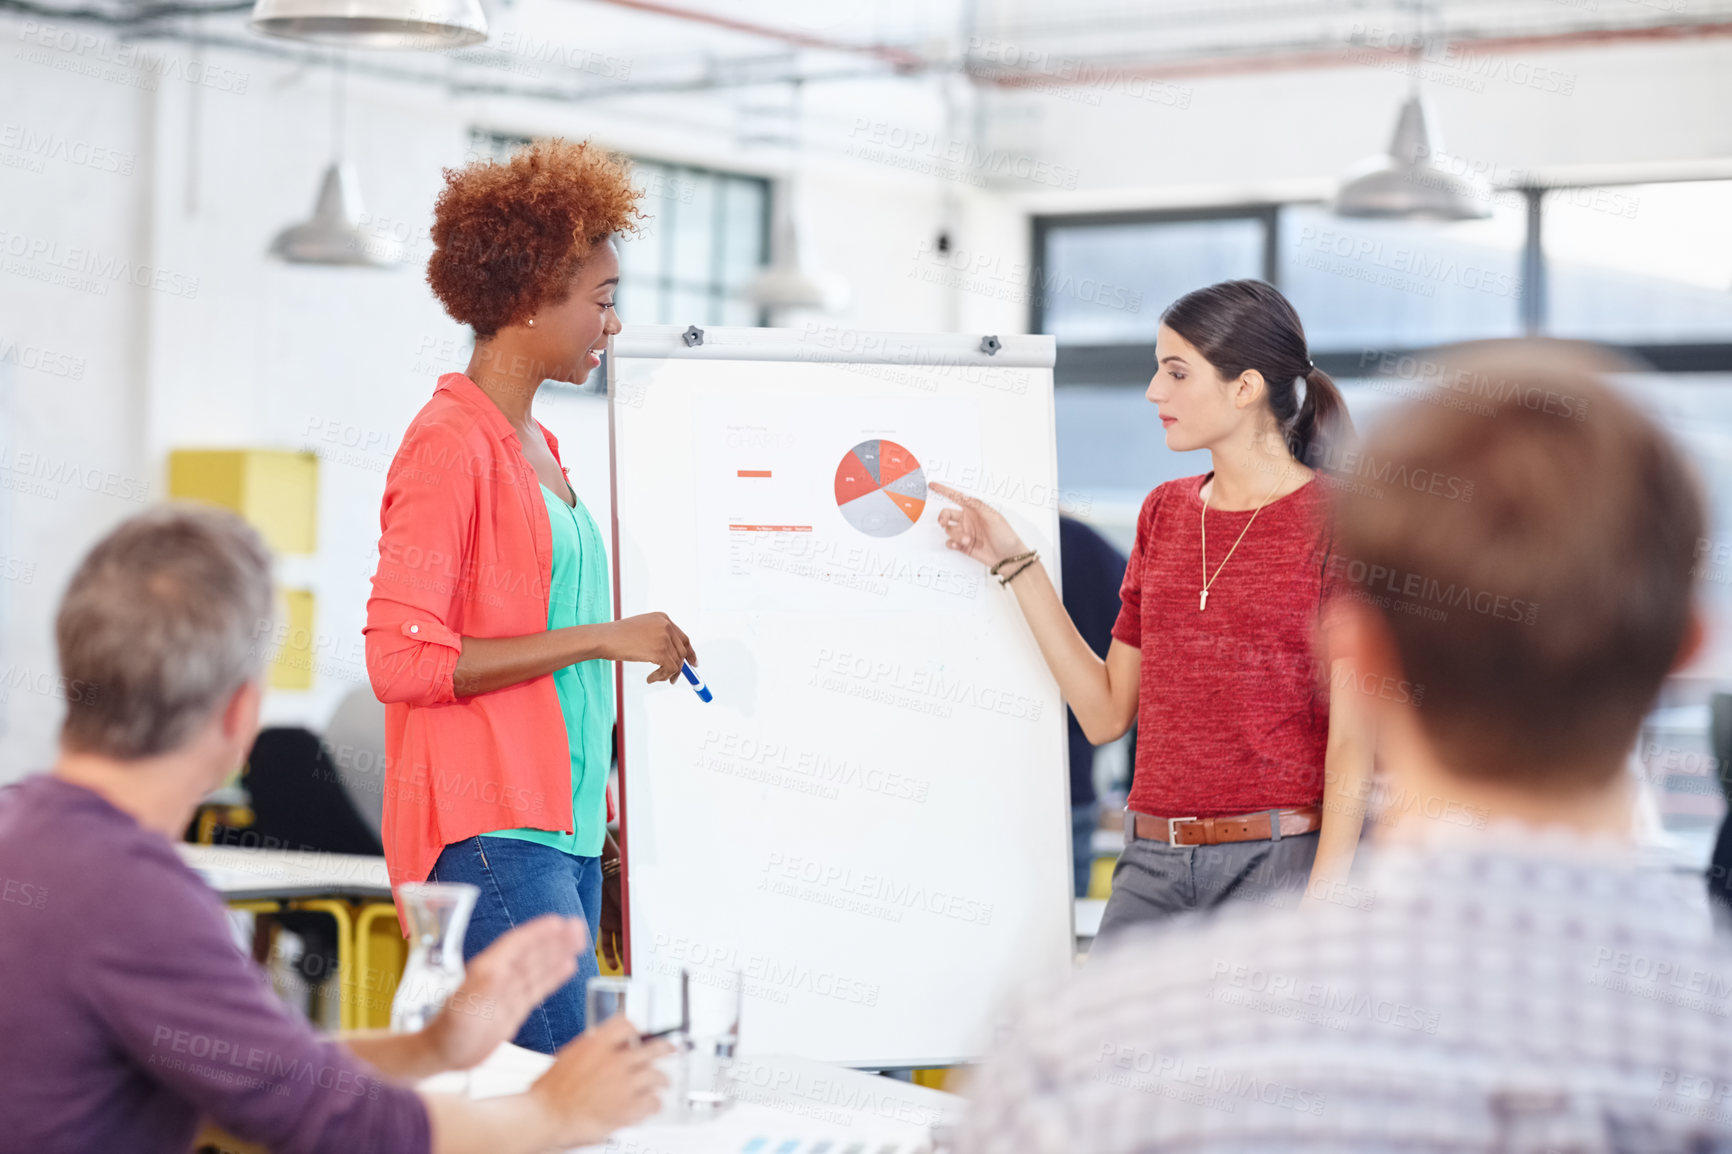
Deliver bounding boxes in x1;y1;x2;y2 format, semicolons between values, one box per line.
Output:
1544;181;1732;343
618;162;668;291
719;179;768;288
616;224;663;291
457;131;766;332
612;280;664;327
720;297;760;327
671;174;718;287
1279;204;1525;348
667;287;709;327
1056;379;1406;514
636;162;690;224
1041;218;1264;345
625;160;670;259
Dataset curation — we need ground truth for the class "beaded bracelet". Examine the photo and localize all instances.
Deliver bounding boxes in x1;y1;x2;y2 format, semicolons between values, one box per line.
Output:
989;549;1037;576
999;555;1039;586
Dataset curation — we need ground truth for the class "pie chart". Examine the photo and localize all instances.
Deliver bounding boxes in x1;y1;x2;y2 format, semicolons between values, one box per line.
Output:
834;439;926;537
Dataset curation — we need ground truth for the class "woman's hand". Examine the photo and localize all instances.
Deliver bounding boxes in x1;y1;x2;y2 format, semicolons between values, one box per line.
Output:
529;1015;672;1147
930;483;1030;571
603;613;697;685
425;915;588;1071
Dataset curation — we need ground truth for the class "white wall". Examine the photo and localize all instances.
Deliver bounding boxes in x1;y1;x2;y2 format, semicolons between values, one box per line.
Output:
1001;36;1732;211
1;22;156;769
3;14;1728;777
0;17;1009;778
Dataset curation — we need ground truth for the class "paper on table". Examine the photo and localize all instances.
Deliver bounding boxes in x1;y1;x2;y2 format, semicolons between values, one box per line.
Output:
450;1045;954;1154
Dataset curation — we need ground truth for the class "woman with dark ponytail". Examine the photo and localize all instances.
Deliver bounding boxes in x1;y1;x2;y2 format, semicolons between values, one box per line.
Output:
933;278;1372;944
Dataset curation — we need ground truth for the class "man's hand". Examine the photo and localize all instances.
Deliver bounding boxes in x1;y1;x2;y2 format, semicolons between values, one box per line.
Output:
425;915;587;1071
529;1015;672;1147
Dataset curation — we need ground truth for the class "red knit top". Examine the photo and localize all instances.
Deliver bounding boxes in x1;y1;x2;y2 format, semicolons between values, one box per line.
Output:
1111;473;1336;818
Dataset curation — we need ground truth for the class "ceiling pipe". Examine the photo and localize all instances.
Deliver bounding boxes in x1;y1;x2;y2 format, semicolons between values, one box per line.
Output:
963;17;1732;87
583;0;925;72
13;0;1732;107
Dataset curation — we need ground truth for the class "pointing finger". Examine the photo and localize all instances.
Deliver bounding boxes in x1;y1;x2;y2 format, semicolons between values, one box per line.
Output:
928;482;975;507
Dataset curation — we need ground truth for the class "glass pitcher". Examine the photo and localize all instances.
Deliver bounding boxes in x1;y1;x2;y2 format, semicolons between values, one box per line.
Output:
390;881;479;1033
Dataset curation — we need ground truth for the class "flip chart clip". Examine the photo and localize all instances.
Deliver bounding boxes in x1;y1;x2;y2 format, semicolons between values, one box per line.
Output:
682;325;705;347
980;335;1001;355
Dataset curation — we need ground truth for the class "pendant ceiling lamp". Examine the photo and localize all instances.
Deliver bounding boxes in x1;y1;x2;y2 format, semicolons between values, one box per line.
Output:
250;0;486;50
269;58;406;267
746;181;849;313
1333;93;1492;221
745;80;849;317
1334;1;1490;222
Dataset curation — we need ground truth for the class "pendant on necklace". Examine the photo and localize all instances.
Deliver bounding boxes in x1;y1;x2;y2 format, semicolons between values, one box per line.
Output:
1199;588;1209;611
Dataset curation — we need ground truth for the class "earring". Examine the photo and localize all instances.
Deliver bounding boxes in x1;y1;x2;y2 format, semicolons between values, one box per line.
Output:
527;317;535;327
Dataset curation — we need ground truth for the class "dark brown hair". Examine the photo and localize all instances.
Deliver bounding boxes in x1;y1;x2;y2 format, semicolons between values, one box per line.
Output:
1332;340;1702;786
426;139;643;340
1160;279;1351;467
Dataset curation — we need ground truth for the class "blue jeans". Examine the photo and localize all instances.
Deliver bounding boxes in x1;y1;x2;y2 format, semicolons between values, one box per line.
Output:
428;836;601;1054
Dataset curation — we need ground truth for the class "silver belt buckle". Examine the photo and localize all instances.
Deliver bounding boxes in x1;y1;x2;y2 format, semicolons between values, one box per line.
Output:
1168;815;1199;845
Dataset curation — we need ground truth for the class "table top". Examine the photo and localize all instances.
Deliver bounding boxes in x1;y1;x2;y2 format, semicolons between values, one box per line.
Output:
443;1044;963;1154
177;844;393;901
1073;898;1105;941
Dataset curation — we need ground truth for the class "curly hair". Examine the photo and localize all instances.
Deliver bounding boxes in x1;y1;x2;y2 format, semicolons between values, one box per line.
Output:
427;139;643;339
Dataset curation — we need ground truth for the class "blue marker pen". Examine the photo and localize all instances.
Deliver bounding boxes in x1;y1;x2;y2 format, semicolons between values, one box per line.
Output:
680;661;713;703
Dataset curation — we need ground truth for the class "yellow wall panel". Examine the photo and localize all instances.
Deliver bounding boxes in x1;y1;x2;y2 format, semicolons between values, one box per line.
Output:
168;449;318;554
269;589;316;690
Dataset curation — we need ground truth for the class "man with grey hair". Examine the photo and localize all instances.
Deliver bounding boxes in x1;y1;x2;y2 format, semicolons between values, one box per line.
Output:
0;505;670;1154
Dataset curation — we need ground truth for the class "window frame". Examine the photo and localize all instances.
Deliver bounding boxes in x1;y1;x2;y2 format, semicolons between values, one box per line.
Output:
467;130;772;331
1031;181;1732;385
614;156;772;329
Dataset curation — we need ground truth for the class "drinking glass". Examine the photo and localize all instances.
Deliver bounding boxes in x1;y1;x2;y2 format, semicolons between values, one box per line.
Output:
390;882;479;1033
588;972;688;1119
585;974;662;1033
680;968;743;1114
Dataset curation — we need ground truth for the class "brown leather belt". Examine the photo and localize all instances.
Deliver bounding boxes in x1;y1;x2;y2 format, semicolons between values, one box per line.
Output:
1128;806;1322;847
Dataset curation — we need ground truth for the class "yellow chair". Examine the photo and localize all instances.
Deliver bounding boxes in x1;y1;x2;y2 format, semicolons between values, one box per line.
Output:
1087;853;1117;899
352;901;409;1030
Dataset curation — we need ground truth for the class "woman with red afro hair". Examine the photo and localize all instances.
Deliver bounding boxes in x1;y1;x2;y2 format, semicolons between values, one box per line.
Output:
365;139;698;1053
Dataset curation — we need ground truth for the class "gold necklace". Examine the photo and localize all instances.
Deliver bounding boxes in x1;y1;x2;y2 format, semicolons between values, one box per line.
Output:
1199;464;1291;611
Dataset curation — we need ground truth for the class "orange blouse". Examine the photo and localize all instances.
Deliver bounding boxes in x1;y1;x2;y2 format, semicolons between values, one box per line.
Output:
365;372;606;900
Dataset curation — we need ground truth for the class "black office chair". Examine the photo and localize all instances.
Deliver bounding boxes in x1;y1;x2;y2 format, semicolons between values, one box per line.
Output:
236;727;383;857
207;727;384;987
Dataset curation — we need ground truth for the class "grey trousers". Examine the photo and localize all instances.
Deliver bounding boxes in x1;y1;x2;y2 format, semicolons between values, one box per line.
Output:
1092;825;1320;951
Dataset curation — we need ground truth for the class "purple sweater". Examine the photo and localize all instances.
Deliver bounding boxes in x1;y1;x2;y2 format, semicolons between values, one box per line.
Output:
0;775;431;1153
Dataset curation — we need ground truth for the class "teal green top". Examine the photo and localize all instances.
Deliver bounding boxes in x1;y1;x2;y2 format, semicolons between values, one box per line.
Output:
481;482;615;858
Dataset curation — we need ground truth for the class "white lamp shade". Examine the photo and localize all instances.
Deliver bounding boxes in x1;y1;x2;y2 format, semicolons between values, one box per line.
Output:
746;180;849;313
1334;95;1492;221
270;161;407;267
250;0;487;50
745;264;849;312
